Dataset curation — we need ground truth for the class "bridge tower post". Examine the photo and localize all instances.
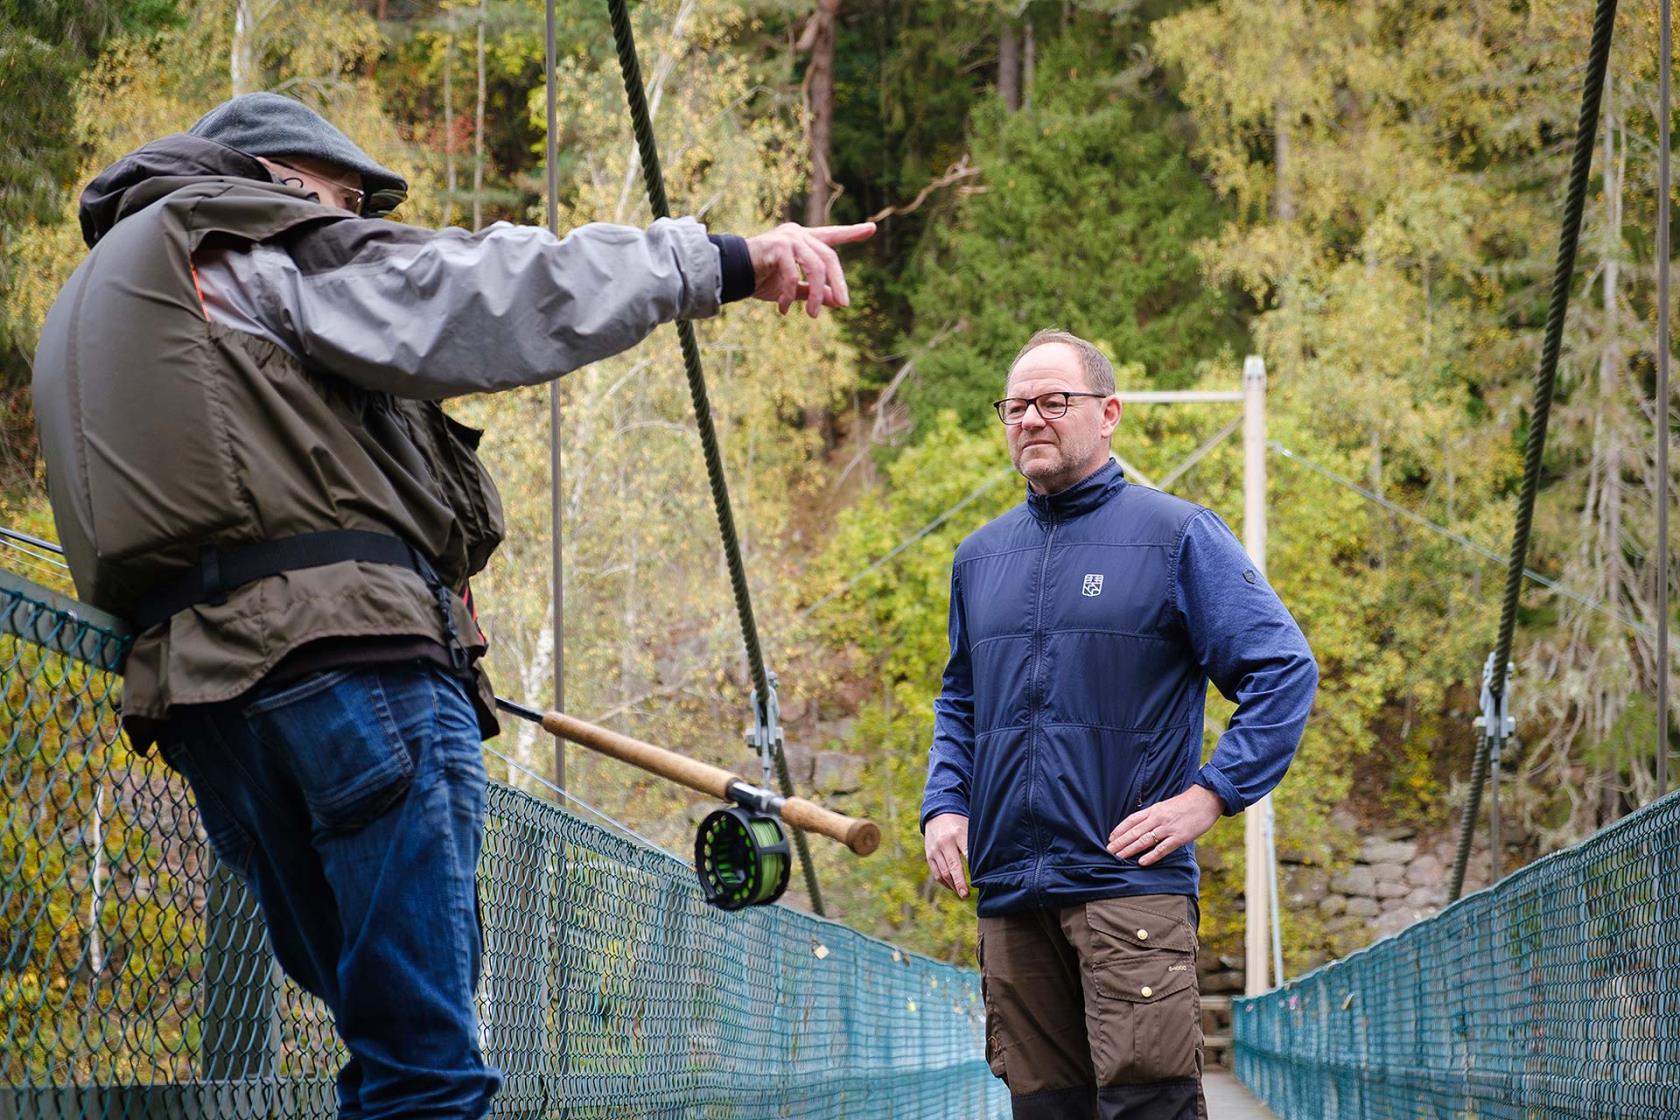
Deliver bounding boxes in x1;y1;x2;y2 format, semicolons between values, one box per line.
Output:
1242;356;1277;997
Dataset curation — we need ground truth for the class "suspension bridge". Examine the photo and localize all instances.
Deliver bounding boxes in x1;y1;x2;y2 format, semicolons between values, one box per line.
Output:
5;0;1680;1115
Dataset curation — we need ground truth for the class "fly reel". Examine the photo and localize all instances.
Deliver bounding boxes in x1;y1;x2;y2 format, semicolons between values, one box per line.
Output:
492;697;879;912
694;805;790;910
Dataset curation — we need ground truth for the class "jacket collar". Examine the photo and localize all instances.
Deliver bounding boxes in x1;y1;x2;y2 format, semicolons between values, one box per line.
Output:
1026;458;1126;521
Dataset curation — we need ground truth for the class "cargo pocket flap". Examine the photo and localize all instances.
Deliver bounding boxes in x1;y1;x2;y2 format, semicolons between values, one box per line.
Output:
1086;899;1195;952
1100;955;1196;1004
1085;899;1198;1004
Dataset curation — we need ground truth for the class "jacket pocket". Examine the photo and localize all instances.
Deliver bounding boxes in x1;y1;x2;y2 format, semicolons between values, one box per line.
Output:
1083;897;1201;1083
1036;725;1152;862
1131;724;1197;817
244;668;419;833
424;403;506;578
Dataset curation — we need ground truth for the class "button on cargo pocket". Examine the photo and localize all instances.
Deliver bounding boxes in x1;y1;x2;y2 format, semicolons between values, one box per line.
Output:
1084;898;1201;1083
244;668;418;833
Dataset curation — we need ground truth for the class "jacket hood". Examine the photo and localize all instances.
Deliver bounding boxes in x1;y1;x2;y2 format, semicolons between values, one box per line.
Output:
78;134;273;248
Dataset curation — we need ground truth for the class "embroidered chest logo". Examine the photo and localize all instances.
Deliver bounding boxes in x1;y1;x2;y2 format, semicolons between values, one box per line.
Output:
1082;573;1104;598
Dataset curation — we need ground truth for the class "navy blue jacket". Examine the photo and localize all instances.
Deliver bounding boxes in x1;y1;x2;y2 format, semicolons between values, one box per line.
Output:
920;459;1317;916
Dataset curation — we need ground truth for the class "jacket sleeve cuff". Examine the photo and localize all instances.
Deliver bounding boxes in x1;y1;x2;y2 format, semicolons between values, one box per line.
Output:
657;217;722;320
707;234;755;303
1194;764;1243;816
920;797;969;833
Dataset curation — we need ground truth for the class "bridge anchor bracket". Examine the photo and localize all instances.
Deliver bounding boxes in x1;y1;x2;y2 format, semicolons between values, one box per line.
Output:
1473;652;1516;759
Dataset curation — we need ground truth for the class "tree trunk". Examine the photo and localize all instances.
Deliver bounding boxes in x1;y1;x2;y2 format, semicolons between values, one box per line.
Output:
1022;17;1035;111
1369;433;1386;570
443;30;456;228
231;0;258;95
802;0;841;226
998;19;1020;112
1598;94;1625;822
473;0;487;230
1273;101;1294;222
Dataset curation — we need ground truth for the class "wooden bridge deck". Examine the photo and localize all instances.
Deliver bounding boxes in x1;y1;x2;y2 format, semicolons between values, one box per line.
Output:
1204;1069;1278;1119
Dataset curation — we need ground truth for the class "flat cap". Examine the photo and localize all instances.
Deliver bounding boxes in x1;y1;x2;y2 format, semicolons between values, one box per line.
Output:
189;92;407;215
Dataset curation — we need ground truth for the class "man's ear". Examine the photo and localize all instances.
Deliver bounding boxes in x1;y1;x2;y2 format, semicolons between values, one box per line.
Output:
1102;395;1123;436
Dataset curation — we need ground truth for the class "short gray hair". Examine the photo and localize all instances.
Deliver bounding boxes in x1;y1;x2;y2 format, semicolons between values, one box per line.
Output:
1009;329;1116;395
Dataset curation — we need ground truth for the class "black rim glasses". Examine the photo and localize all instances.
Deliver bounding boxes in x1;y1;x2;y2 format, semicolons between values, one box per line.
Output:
991;391;1108;425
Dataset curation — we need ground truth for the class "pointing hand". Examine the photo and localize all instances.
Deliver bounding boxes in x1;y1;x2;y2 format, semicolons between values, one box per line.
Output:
745;222;876;318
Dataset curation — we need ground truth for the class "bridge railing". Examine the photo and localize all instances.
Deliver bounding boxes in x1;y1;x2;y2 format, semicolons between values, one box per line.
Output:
0;568;1005;1119
1234;785;1680;1119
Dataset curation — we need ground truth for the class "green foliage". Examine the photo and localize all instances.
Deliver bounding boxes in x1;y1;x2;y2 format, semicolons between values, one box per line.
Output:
0;0;186;481
1155;0;1680;849
898;33;1246;430
1;631;200;1081
0;0;184;230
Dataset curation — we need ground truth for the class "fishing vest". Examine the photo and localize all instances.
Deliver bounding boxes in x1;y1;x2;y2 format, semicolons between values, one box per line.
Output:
32;176;505;739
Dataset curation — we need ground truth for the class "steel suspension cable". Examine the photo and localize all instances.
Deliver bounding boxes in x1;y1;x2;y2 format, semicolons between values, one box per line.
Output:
799;470;1014;620
1448;0;1619;902
0;528;69;571
602;0;822;912
545;0;567;798
1657;0;1671;798
1269;440;1657;639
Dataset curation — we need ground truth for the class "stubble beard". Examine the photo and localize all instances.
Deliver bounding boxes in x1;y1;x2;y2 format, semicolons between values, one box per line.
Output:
1016;433;1100;495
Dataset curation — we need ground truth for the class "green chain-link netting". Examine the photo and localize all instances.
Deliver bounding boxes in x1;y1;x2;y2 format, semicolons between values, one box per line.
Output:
1234;789;1680;1118
0;569;1005;1118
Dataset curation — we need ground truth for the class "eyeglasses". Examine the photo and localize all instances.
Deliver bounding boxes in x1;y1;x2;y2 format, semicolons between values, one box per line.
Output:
269;158;366;215
991;391;1108;425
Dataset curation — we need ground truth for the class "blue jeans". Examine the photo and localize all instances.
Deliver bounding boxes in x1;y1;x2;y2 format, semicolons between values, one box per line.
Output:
160;662;503;1120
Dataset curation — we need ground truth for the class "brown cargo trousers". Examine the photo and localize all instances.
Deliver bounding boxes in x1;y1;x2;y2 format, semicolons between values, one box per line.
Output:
977;893;1207;1120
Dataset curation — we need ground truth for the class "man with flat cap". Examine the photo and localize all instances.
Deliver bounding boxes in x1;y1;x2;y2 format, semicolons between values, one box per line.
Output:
31;91;873;1119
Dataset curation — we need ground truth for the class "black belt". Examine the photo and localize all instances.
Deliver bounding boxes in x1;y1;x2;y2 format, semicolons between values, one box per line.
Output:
133;529;471;672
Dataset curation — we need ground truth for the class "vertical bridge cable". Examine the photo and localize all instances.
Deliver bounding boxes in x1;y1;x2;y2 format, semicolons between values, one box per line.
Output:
541;1;575;1097
1448;0;1619;902
1658;0;1671;798
602;0;824;913
545;0;566;795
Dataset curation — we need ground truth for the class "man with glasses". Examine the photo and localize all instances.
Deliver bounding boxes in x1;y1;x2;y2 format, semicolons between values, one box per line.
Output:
921;329;1317;1119
263;155;372;215
33;91;871;1120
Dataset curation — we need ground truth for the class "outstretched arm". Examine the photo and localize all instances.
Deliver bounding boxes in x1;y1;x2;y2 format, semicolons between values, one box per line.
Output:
194;217;874;399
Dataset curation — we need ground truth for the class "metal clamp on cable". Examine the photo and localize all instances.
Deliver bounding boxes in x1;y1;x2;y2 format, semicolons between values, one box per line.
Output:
1473;650;1518;886
745;669;784;790
1473;651;1516;748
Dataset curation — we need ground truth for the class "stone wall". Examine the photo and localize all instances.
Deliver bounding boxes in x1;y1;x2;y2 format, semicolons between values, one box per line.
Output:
1197;812;1508;1060
1281;813;1503;971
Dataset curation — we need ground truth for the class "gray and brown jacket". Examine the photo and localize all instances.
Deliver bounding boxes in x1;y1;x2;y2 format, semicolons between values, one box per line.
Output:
33;134;731;743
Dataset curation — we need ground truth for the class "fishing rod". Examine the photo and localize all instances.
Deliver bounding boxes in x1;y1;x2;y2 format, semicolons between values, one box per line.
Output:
496;697;879;910
0;522;879;909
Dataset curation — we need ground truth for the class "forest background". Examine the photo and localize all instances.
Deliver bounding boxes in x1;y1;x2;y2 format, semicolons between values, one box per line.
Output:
2;0;1676;974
